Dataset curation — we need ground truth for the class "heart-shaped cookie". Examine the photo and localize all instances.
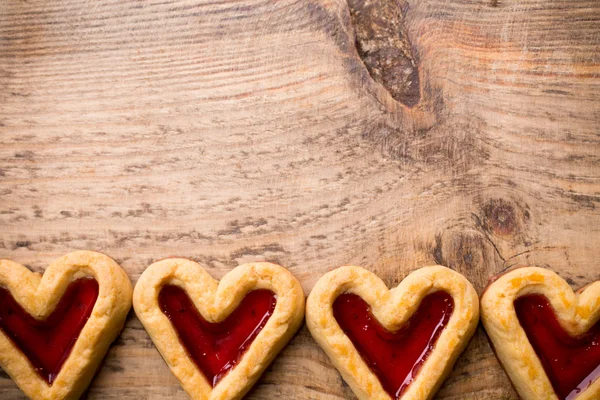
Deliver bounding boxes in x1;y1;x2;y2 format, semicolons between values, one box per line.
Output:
481;267;600;400
0;250;133;400
133;259;305;400
306;265;479;400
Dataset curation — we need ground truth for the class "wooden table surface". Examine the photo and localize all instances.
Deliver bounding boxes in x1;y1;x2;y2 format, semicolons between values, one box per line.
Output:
1;0;599;398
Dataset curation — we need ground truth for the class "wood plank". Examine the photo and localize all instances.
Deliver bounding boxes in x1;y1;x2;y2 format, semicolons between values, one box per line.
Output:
1;0;599;398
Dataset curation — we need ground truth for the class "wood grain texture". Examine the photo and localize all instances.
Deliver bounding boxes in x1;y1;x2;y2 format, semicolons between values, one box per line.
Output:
1;0;599;398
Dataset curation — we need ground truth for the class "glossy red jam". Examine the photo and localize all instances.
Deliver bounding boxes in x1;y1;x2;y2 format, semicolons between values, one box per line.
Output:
333;291;454;399
0;278;99;384
158;286;276;386
515;295;600;400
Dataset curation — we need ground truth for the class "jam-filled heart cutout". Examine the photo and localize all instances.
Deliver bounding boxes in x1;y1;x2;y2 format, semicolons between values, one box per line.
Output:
515;294;600;400
307;265;479;400
333;291;454;399
0;251;132;400
482;267;600;400
133;259;305;400
159;286;276;386
0;278;99;385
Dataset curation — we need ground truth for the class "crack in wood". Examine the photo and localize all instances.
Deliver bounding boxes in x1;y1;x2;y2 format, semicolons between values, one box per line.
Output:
346;0;420;107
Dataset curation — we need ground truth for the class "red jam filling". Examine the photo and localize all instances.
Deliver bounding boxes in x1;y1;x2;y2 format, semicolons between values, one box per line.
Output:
333;291;454;399
158;286;276;386
0;278;99;385
515;295;600;400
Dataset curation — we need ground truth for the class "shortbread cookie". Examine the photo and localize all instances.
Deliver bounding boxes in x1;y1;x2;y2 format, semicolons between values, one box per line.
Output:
133;259;305;400
481;267;600;400
0;251;133;400
306;265;479;400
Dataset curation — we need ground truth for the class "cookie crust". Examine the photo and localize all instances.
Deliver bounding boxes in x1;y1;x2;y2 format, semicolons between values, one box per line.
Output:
133;259;305;400
306;265;479;400
481;266;600;400
0;250;133;400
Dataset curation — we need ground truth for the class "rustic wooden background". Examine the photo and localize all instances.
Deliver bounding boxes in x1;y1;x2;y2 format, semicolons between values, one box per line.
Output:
1;0;599;398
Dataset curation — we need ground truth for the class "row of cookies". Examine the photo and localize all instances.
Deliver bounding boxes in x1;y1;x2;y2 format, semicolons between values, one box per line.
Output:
0;251;598;400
